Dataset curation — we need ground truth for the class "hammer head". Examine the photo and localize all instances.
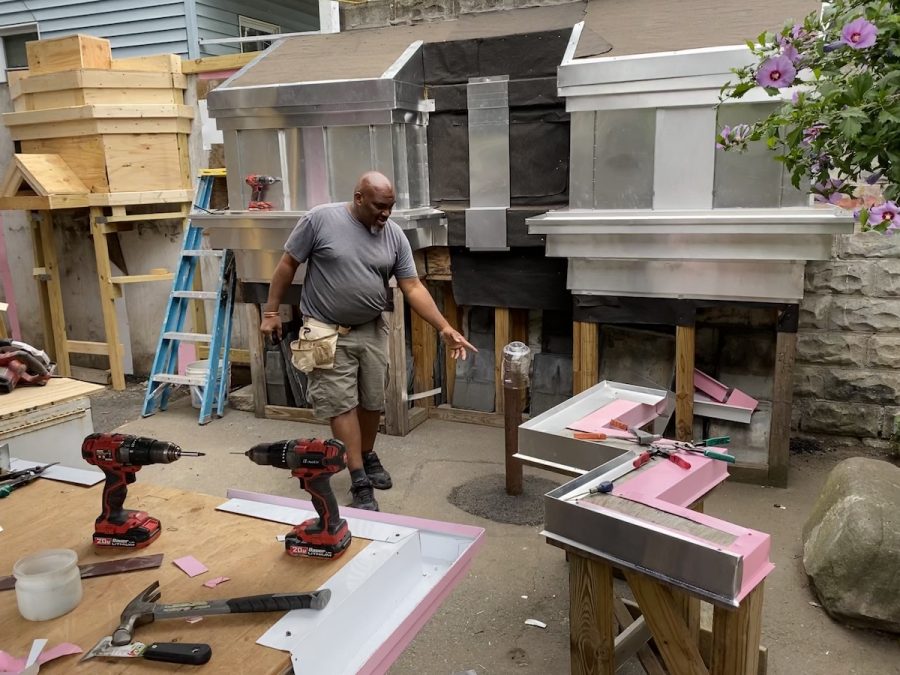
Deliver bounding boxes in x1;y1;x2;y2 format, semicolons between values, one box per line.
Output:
111;580;161;645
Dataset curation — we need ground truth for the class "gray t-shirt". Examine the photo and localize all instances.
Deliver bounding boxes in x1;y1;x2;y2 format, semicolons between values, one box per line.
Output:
284;203;417;326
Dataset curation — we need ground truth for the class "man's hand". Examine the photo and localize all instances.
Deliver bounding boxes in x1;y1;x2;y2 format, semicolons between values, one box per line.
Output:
260;314;282;342
440;326;477;360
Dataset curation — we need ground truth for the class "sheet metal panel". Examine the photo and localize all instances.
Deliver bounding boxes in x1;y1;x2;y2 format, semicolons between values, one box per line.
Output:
326;125;377;203
465;208;509;251
592;109;654;209
568;111;595;209
467;76;510;209
235;129;284;210
654;107;715;209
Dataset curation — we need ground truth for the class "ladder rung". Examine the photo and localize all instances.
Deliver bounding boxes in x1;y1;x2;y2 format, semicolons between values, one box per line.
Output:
173;290;218;299
153;373;208;386
163;331;212;342
183;250;224;257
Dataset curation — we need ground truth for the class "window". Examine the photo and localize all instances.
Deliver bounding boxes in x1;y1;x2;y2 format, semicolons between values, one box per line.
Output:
0;23;39;80
239;16;280;54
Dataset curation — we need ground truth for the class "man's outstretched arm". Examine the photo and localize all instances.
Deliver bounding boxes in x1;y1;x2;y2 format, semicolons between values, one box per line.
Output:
397;276;477;360
260;252;301;340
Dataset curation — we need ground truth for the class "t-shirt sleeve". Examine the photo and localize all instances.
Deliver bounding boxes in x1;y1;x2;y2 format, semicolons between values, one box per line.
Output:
284;213;316;263
392;229;418;279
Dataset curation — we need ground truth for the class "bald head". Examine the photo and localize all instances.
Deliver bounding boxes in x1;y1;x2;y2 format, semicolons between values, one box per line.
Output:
351;171;395;232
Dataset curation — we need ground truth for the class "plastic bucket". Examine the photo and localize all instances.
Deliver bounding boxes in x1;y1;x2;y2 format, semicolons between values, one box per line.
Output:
185;360;229;409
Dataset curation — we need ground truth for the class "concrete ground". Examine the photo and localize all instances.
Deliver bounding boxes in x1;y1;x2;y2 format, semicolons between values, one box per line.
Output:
89;383;899;675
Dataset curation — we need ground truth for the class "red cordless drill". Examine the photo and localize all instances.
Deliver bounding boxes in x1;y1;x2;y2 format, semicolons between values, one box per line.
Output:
245;174;280;210
82;433;205;549
239;438;351;559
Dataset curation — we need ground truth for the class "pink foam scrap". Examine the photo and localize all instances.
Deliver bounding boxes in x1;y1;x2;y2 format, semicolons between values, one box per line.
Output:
693;369;730;403
173;555;208;577
203;576;230;588
0;643;82;672
613;455;728;507
725;388;759;412
568;399;664;434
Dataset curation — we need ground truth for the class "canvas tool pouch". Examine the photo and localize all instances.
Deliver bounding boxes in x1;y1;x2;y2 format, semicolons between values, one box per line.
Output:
290;318;349;373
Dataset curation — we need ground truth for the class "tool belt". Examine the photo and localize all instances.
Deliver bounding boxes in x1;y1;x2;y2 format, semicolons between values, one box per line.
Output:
290;318;351;373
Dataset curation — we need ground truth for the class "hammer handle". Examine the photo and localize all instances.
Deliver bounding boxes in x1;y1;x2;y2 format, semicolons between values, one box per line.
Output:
153;589;331;620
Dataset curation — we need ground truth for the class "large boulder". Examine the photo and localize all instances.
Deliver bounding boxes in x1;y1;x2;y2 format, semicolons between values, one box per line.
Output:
802;457;900;633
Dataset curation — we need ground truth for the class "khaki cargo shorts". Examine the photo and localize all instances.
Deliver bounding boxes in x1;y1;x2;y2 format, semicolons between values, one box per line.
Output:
305;316;388;419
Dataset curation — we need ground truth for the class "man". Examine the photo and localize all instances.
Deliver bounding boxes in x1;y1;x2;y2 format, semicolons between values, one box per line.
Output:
260;171;476;511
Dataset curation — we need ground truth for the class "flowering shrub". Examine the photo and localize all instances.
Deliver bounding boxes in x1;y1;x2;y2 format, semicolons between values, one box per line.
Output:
717;0;900;232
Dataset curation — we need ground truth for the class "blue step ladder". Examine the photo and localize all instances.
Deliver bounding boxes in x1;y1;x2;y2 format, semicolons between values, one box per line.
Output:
142;170;236;425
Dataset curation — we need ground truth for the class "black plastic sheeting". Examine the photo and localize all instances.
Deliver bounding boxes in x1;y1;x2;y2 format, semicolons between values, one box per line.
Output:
450;248;569;310
441;208;547;248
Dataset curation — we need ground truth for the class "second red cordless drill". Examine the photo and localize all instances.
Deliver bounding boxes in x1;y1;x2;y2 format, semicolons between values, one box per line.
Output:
240;438;351;559
82;433;204;549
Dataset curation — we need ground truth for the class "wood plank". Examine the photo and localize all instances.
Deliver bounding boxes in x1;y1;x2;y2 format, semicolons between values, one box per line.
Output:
768;330;796;488
675;325;696;442
441;283;460;404
28;211;56;363
569;555;615;675
573;321;599;394
409;405;428;430
384;287;410;436
69;365;111;385
3;104;194;126
710;583;765;675
22;135;109;193
98;210;186;224
428;404;505;427
67;339;111;355
110;273;174;284
411;310;436;409
425;246;451;278
90;206;125;391
14;154;89;195
90;190;193;207
9;117;193;141
494;308;511;413
503;385;523;496
198;346;251;366
613;598;666;675
0;480;359;675
245;303;267;418
182;52;262;74
26;34;111;74
111;53;182;73
104;133;188;192
35;212;71;378
12;70;186;97
265;405;328;425
624;570;709;675
0;377;104;419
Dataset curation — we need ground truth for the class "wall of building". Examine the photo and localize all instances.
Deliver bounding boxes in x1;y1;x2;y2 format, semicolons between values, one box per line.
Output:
797;232;900;455
339;0;579;30
195;0;320;56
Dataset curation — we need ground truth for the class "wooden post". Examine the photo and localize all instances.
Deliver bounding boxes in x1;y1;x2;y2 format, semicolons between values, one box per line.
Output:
441;282;460;405
573;321;599;394
569;555;615;675
245;303;267;418
769;319;797;488
675;324;696;442
30;211;69;376
384;286;409;436
494;307;511;413
90;206;125;390
710;582;765;675
411;309;436;409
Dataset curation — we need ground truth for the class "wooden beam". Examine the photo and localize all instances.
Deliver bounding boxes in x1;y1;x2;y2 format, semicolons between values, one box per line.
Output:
67;340;111;355
264;405;327;425
569;555;615;675
110;273;174;284
710;583;765;675
503;383;524;496
675;324;696;442
441;283;460;405
97;211;187;224
573;321;599;394
383;287;409;436
411;310;436;409
625;570;708;675
28;212;56;367
181;52;261;74
494;308;511;413
613;599;666;675
34;212;70;377
90;207;125;391
428;404;505;428
769;330;796;488
245;304;267;418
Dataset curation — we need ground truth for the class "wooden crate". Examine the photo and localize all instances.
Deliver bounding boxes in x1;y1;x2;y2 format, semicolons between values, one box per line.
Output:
25;34;111;74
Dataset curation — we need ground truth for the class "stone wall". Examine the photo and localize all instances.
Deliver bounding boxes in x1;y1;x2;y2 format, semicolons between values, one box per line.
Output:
797;232;900;455
339;0;579;29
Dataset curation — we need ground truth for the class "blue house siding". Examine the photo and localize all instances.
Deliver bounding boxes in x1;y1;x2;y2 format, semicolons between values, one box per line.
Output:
195;0;319;56
0;0;190;58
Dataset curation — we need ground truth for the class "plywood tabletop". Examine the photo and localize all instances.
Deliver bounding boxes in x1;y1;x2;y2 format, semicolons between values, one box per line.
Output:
0;377;105;419
0;480;367;673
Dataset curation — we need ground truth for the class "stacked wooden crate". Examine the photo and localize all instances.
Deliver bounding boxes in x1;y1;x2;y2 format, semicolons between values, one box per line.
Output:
3;34;192;196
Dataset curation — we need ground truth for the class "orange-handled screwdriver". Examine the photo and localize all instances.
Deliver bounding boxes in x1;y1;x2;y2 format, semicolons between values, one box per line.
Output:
633;451;652;468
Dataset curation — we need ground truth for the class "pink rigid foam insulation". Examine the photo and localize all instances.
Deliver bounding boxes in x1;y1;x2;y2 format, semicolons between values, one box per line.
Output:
693;369;729;403
726;388;759;412
567;399;665;437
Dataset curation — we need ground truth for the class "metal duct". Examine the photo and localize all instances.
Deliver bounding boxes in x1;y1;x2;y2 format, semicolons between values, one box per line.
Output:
465;75;510;251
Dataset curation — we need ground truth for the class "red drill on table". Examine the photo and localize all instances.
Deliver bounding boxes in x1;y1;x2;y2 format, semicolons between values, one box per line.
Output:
245;174;280;210
240;438;351;559
81;433;204;549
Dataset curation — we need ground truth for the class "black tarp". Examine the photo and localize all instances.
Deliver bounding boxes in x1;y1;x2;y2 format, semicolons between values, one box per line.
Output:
450;248;569;310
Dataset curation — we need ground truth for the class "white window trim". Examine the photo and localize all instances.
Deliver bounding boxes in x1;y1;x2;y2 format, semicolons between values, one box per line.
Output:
0;22;40;84
238;16;280;37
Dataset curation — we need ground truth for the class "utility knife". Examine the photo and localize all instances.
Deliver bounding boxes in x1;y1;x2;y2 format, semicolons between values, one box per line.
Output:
80;636;211;665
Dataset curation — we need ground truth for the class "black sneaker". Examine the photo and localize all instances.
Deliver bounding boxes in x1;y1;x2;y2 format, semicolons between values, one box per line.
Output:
349;478;379;511
363;452;393;490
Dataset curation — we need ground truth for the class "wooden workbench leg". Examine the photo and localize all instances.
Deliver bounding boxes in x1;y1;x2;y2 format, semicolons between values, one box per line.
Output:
384;287;410;436
573;321;599;395
31;211;70;376
245;303;267;418
441;283;460;404
769;305;798;487
411;308;436;409
570;555;615;675
90;207;125;390
710;582;765;675
494;307;511;413
624;571;708;675
675;323;696;442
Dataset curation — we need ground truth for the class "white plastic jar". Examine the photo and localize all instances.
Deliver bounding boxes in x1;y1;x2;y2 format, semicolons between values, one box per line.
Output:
13;549;82;621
